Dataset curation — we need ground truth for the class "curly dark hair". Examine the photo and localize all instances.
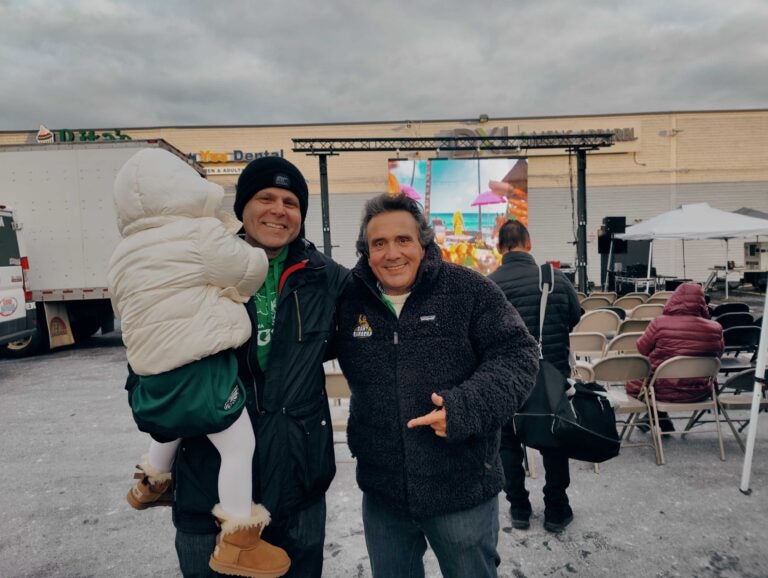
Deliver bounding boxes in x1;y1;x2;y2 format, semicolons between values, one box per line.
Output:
356;193;435;257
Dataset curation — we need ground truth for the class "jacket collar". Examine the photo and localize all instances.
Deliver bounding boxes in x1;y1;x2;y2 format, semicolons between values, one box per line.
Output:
500;251;537;266
278;237;326;295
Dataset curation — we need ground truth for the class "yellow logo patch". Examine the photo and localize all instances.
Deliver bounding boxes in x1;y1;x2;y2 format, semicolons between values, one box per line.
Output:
353;314;373;338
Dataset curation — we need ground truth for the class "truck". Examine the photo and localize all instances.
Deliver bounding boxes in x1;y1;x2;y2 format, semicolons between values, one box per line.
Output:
0;140;205;356
0;206;36;346
743;241;768;293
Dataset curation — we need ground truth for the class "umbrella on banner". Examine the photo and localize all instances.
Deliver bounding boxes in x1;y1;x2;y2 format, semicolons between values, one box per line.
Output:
471;190;507;238
400;184;421;201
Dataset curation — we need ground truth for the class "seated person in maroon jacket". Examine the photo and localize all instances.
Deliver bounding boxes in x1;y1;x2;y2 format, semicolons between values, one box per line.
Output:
626;283;724;420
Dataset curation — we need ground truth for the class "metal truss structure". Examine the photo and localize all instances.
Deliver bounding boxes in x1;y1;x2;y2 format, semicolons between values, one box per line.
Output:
292;133;614;154
292;133;616;291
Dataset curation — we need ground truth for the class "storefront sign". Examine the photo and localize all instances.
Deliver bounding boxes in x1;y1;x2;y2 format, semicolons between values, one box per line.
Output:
57;128;132;142
187;149;283;164
437;126;636;143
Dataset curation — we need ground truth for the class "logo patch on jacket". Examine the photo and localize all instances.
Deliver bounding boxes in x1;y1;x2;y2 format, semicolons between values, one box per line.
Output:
223;384;240;410
353;314;373;338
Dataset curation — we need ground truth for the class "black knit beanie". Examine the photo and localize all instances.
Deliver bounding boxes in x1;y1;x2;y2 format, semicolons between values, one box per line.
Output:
234;157;309;223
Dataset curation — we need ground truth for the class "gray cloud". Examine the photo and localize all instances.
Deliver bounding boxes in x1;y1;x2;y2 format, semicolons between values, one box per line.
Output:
1;0;766;131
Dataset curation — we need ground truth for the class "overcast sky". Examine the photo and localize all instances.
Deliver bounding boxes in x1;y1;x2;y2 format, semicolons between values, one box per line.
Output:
2;0;767;131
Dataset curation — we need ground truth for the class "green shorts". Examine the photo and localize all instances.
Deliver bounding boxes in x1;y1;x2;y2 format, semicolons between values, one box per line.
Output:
131;350;246;440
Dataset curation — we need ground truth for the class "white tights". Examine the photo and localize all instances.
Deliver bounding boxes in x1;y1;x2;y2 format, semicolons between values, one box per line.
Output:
146;410;255;519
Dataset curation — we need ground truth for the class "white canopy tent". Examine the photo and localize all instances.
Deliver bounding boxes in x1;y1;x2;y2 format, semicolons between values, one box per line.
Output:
618;202;768;297
617;203;768;493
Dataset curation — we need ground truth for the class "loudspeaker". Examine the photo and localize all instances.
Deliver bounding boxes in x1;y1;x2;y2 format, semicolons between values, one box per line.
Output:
599;216;627;254
603;216;626;235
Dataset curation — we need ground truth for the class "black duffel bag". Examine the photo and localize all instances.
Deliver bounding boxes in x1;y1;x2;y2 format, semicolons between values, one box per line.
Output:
512;373;621;463
511;264;621;463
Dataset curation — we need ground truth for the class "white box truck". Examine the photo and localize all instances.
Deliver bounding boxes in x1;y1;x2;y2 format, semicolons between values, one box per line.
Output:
0;139;205;356
0;206;37;346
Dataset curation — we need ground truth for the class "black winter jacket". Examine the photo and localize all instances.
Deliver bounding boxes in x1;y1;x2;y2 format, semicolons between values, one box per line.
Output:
488;252;581;376
171;238;350;533
335;243;539;519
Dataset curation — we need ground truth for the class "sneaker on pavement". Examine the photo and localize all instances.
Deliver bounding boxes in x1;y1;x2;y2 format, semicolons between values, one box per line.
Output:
544;505;573;534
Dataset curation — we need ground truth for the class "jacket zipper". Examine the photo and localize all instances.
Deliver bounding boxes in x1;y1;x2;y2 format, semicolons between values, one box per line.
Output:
293;290;303;342
247;329;265;415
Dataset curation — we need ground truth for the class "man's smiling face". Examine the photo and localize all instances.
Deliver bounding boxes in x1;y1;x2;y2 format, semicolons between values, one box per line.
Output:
241;187;302;258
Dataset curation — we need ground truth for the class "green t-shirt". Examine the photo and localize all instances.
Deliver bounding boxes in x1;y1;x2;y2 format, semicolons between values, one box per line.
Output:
252;246;288;371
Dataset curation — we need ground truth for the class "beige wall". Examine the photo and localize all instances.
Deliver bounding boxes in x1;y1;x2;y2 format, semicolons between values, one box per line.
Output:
3;110;767;280
3;109;767;195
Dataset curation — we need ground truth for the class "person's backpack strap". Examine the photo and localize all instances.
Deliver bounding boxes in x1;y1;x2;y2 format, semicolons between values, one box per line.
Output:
537;264;555;359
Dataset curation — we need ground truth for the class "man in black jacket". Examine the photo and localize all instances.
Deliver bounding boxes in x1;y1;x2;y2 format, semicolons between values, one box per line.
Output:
171;157;349;577
336;193;539;577
488;220;582;534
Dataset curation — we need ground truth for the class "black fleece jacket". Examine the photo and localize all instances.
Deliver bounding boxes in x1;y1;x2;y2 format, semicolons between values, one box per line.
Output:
488;251;581;377
335;242;539;518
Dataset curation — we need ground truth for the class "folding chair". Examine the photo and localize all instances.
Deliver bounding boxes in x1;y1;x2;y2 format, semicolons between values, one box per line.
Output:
650;290;675;300
580;296;613;311
714;312;754;330
604;332;643;356
711;302;750;317
719;326;760;375
590;355;657;463
573;309;622;338
569;332;607;363
589;291;617;304
598;306;626;320
717;369;768;453
572;363;595;382
628;303;665;320
622;291;650;302
646;356;724;465
576;291;588;303
618;318;651;335
613;295;646;311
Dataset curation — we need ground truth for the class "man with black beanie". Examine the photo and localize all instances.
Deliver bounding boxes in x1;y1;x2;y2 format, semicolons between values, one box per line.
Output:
171;156;350;577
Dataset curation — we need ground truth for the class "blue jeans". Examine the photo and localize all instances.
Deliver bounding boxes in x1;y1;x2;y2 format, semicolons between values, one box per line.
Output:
362;493;500;578
175;497;326;578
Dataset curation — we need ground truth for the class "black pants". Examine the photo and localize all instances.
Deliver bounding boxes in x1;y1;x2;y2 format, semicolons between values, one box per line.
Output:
500;422;570;512
175;497;326;578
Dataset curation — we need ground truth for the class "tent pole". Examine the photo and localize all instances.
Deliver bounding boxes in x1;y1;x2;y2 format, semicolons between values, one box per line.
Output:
739;291;768;494
682;240;686;279
646;241;653;293
725;239;729;299
604;239;614;291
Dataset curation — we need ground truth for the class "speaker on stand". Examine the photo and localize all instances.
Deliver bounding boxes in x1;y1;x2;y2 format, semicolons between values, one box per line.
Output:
599;216;626;290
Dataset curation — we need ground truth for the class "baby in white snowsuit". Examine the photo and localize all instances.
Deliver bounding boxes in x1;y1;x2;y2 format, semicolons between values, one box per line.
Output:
108;148;289;577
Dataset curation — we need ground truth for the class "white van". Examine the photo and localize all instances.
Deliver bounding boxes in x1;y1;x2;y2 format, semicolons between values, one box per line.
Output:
0;206;36;347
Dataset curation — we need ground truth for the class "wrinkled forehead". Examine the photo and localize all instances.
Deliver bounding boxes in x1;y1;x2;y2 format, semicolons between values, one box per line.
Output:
366;210;420;243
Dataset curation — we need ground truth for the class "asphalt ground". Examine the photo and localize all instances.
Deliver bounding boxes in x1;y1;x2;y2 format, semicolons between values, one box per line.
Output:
0;300;766;577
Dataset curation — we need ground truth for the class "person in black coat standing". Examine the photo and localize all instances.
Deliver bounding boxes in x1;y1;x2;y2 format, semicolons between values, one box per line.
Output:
488;220;582;533
336;193;539;577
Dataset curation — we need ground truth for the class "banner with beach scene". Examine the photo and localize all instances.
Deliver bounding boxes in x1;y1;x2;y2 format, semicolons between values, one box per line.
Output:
388;157;528;274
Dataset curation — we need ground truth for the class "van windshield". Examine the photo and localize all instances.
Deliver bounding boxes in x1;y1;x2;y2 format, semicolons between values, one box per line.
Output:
0;214;21;266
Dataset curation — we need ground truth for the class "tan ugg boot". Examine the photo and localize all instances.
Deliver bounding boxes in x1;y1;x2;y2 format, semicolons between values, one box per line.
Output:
126;461;173;510
209;503;291;578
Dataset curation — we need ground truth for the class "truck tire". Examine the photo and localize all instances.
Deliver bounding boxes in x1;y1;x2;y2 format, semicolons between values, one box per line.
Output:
67;301;113;341
70;316;101;342
3;309;49;358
